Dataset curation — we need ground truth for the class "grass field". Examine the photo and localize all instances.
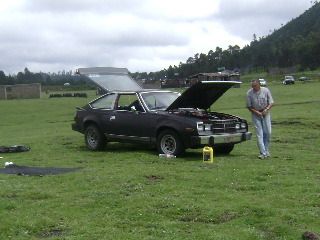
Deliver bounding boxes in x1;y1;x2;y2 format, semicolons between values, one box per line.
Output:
0;80;319;239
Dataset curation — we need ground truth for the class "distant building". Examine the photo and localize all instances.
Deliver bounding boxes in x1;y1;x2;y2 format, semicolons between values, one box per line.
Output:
160;71;241;89
0;83;41;100
187;71;240;85
160;78;186;88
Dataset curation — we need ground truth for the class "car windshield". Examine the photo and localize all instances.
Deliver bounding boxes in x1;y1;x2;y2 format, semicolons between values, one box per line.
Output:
87;74;142;91
141;92;180;111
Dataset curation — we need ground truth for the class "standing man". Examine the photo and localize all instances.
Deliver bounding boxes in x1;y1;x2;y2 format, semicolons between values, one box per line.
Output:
247;80;274;159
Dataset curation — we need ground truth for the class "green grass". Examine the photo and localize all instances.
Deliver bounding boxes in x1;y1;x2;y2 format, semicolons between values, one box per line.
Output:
0;81;319;239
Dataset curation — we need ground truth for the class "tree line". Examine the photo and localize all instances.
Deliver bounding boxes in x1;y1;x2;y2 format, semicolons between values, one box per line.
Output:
0;68;91;87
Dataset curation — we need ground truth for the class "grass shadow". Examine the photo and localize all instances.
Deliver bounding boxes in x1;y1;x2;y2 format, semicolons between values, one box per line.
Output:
76;142;156;156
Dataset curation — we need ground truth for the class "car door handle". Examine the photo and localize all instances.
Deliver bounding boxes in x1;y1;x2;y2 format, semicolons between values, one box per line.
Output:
110;116;116;121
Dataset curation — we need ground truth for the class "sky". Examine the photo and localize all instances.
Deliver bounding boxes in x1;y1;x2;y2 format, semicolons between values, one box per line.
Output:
0;0;313;74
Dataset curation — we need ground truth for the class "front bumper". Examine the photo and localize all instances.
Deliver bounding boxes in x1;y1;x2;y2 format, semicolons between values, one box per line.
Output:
191;132;252;146
71;123;83;133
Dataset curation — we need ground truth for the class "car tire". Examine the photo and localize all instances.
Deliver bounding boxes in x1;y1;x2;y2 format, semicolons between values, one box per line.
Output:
85;124;106;151
157;130;184;156
214;144;234;155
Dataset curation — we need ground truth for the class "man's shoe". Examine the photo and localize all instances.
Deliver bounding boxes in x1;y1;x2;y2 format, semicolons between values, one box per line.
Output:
258;154;266;159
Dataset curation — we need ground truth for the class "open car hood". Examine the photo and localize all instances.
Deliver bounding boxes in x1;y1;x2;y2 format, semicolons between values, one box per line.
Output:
166;81;241;110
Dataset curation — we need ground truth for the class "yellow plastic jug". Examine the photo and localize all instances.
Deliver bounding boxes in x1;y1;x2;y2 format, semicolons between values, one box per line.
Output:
203;146;214;163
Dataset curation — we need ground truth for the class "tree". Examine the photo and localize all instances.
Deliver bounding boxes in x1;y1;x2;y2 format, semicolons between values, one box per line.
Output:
0;70;6;84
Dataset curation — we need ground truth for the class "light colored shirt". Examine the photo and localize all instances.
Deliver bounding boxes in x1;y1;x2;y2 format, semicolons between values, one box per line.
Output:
246;87;274;110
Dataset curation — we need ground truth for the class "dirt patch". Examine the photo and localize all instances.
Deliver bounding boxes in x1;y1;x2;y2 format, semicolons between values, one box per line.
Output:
179;209;239;224
272;120;304;126
37;228;65;238
212;211;239;224
279;100;320;106
145;175;164;181
302;231;319;240
273;138;300;144
4;193;18;199
272;120;320;129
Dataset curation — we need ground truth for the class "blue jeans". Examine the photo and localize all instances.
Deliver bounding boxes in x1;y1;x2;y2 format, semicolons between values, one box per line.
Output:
252;113;271;156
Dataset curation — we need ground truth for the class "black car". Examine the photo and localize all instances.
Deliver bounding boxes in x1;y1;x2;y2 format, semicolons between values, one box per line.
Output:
72;67;252;156
283;75;295;85
298;76;310;81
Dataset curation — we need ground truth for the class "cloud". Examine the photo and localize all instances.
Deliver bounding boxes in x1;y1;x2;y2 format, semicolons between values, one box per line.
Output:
23;0;143;14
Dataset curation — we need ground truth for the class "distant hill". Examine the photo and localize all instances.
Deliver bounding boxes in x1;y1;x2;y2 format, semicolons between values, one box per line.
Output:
244;1;320;70
269;2;320;42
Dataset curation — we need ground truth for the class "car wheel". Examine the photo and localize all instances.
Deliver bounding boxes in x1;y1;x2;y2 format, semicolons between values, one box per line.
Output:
85;125;106;151
157;130;184;156
214;144;234;155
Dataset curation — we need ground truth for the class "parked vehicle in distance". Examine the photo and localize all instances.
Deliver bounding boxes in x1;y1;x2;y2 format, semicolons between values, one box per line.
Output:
283;75;295;85
298;76;310;81
258;78;267;86
72;67;252;156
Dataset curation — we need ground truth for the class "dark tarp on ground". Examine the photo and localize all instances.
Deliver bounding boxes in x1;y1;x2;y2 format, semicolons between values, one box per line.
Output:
0;164;80;176
0;145;30;153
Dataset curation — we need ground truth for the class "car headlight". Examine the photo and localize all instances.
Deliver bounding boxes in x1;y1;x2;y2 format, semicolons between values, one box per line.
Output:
235;123;240;130
197;122;212;132
240;122;247;129
197;122;204;131
204;124;211;131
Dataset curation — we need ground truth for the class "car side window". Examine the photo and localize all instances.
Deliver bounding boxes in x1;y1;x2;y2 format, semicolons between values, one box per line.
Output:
91;94;116;109
116;94;144;112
